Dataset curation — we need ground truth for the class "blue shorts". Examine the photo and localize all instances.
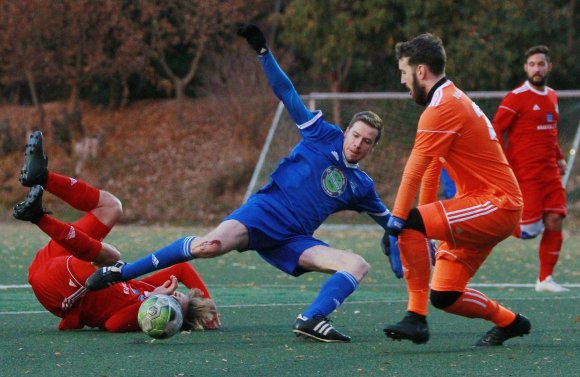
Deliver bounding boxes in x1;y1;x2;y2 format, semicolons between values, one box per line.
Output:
224;194;328;276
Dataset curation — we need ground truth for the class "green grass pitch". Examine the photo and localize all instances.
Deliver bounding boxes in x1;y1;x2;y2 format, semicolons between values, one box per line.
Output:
1;223;578;376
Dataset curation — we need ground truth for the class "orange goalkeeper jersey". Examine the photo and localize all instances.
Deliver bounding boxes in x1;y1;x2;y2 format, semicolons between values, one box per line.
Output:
393;80;523;219
492;81;562;183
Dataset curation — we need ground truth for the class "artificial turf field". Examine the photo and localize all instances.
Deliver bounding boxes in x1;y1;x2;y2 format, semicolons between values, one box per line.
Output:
1;222;578;377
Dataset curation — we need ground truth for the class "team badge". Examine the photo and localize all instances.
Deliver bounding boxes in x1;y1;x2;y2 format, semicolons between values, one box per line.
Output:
321;166;346;197
546;113;553;122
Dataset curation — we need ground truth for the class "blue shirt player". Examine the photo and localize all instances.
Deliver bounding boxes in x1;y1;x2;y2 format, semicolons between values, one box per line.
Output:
86;24;396;343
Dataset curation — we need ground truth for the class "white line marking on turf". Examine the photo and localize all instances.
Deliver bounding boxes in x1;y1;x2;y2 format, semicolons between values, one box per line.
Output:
1;295;579;315
2;283;580;290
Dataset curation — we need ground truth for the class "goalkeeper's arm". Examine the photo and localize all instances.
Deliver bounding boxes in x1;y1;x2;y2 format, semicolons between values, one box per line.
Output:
238;24;313;125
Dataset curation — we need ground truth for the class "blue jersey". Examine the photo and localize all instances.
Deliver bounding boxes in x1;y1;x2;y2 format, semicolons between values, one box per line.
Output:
246;52;389;236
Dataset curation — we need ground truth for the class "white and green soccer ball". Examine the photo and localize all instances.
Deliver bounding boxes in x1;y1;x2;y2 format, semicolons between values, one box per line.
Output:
138;294;183;339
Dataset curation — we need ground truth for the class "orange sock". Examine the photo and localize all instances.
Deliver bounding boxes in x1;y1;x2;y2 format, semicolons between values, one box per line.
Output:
399;229;432;316
538;230;563;281
443;288;516;327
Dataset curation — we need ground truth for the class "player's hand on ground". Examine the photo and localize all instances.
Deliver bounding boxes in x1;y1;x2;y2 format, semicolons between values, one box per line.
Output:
152;275;179;296
381;232;403;279
237;24;267;54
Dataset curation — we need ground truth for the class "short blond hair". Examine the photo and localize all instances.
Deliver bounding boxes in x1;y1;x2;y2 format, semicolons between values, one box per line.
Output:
348;111;383;144
181;288;218;331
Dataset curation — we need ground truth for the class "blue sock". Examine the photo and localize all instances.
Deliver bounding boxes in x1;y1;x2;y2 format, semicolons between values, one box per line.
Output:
302;271;358;319
121;236;196;280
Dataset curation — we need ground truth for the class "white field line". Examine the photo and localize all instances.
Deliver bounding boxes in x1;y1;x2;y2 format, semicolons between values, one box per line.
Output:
3;282;580;290
1;295;579;315
0;283;578;315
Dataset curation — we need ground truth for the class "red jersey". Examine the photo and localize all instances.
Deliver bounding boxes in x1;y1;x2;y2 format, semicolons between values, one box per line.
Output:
492;81;562;183
56;263;211;332
393;80;522;219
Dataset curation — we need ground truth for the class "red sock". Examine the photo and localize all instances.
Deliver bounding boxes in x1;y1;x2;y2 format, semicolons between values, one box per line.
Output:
37;215;102;262
443;288;516;327
399;229;432;316
538;230;563;281
45;172;100;212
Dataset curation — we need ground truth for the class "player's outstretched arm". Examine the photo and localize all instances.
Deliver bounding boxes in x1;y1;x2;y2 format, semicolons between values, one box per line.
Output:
238;23;313;125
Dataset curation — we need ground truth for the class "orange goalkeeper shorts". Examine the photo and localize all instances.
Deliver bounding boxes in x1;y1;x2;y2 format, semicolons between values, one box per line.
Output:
418;195;521;289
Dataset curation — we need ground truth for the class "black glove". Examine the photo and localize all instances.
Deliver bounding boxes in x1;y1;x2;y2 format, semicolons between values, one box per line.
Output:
237;24;268;55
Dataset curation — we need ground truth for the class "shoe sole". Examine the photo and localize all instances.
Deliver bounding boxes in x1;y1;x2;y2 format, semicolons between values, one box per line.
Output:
20;132;47;187
384;328;429;344
292;329;350;343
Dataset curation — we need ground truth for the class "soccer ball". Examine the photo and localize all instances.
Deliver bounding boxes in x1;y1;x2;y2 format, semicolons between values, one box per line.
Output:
138;294;183;339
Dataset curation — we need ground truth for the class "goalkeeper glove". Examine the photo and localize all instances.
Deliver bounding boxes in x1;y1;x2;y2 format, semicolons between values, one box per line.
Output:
382;215;406;278
237;24;268;55
381;232;403;279
387;215;406;236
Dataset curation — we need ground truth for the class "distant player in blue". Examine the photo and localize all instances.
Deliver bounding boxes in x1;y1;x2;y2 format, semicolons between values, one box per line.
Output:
86;24;397;343
440;168;456;199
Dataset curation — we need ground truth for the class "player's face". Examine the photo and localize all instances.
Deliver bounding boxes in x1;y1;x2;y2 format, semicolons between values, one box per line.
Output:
343;121;379;163
524;53;551;88
172;291;190;318
399;57;428;106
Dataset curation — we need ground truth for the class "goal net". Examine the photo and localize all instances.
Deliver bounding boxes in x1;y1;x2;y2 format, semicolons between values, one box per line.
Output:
245;91;580;232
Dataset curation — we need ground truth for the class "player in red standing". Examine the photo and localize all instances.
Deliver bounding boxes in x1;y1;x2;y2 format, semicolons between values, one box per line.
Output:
492;45;569;293
13;131;221;332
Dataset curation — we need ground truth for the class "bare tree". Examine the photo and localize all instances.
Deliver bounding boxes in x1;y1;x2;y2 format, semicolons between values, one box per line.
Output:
129;0;245;126
0;0;55;128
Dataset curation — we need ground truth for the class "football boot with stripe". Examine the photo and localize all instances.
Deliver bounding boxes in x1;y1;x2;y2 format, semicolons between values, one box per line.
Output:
292;314;351;343
85;261;126;291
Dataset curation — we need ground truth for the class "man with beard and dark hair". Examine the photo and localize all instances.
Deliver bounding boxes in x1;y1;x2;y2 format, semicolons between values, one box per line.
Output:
381;33;531;346
492;45;569;293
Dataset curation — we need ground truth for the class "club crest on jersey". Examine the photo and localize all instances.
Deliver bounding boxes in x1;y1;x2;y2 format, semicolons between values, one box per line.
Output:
321;166;346;197
546;113;553;122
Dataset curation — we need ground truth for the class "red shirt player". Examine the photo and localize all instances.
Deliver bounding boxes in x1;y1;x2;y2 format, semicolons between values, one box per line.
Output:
14;131;221;332
493;45;569;293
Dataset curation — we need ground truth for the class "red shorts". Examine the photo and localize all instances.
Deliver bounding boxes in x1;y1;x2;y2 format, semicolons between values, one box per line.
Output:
28;254;96;317
418;195;521;290
520;178;567;224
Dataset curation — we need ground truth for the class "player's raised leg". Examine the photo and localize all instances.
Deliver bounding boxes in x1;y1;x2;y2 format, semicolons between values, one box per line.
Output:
85;221;238;291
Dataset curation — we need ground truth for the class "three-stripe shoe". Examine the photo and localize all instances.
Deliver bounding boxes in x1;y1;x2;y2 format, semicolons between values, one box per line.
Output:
292;314;351;342
85;261;126;291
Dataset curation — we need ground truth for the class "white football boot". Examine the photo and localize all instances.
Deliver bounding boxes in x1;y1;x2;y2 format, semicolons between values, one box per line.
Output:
535;275;569;292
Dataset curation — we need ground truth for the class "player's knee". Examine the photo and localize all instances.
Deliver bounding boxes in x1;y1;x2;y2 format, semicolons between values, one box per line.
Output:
430;290;462;310
95;242;121;266
348;254;370;280
544;213;563;231
100;190;123;220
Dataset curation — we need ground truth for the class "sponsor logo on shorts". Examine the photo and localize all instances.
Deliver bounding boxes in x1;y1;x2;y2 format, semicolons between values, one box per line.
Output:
321;166;346;197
